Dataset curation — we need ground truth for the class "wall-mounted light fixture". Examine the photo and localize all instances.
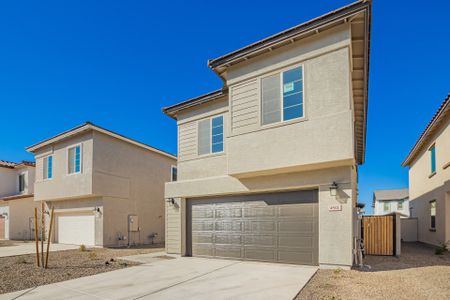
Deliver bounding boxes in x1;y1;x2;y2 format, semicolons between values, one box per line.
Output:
165;198;175;205
330;182;338;197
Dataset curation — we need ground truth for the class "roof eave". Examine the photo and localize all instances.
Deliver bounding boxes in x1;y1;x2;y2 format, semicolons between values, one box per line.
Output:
162;89;227;120
402;93;450;167
26;123;177;160
208;0;370;71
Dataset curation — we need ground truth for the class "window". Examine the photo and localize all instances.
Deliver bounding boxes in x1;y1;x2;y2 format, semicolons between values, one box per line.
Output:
198;115;224;155
430;145;436;174
68;145;81;174
18;174;25;192
43;155;53;179
430;200;436;230
398;200;404;210
261;66;304;125
384;202;390;212
171;166;177;182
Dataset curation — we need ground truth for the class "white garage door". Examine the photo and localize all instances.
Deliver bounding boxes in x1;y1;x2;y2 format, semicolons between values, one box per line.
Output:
58;214;95;246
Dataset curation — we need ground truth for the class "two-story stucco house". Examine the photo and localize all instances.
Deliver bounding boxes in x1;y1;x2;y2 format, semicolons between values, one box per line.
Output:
0;160;37;240
163;0;371;268
402;93;450;246
26;122;176;247
372;188;409;217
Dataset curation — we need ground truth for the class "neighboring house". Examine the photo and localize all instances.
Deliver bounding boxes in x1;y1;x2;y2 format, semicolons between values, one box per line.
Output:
372;188;409;217
402;93;450;246
0;160;37;240
26;122;176;247
163;1;371;268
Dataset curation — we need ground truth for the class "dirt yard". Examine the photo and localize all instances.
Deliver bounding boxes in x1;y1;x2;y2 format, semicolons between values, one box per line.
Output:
0;244;164;294
297;242;450;299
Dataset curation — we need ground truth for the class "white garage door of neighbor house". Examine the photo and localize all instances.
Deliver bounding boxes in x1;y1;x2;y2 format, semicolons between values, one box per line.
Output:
58;215;95;246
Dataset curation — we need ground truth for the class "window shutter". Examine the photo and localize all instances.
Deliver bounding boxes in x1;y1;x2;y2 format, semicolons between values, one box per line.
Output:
261;74;281;125
198;119;211;155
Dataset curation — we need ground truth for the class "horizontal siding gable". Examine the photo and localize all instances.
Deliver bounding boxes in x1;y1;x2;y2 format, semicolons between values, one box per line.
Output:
231;79;259;135
178;122;197;160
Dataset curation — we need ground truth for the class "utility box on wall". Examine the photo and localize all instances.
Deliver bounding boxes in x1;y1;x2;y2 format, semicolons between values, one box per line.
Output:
128;215;139;232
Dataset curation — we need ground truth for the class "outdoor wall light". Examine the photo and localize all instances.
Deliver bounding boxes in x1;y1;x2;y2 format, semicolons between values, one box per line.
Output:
166;198;175;205
329;182;338;197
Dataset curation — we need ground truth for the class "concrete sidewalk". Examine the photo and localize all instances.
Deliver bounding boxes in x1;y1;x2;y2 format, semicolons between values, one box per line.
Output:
0;256;317;300
0;242;78;257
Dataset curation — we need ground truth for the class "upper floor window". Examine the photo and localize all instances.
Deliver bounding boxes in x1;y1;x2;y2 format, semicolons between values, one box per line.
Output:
430;200;436;230
383;202;389;212
397;200;404;210
68;145;81;174
43;155;53;180
429;145;436;174
261;66;304;125
171;165;177;182
198;115;224;155
18;174;25;192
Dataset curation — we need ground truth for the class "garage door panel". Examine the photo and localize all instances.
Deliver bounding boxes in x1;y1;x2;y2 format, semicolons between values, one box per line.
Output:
278;235;314;248
279;204;315;217
215;208;242;218
215;234;242;244
215;246;242;258
192;244;214;256
191;208;214;218
278;221;314;233
245;247;276;261
244;235;276;246
243;206;276;217
58;214;95;246
192;221;214;231
244;221;276;232
278;250;313;264
215;221;243;231
192;233;214;243
189;190;318;265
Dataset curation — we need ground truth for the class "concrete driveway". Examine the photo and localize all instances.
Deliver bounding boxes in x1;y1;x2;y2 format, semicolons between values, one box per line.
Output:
0;241;78;258
1;254;317;300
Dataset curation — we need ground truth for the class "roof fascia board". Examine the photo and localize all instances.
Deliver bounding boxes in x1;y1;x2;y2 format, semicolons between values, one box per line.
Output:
26;123;176;160
402;95;450;166
208;1;369;70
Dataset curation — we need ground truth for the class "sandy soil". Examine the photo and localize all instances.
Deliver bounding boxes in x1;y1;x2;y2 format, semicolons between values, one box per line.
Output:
0;244;164;294
296;242;450;300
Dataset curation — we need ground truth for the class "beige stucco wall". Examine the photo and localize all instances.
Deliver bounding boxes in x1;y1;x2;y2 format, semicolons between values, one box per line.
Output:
0;166;35;198
34;132;94;201
401;218;418;242
92;131;175;246
408;116;450;245
0;168;16;198
34;129;175;247
166;23;358;267
166;166;356;267
1;197;38;240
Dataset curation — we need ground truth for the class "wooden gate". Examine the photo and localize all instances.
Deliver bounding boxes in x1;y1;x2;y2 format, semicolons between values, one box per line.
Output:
362;215;394;256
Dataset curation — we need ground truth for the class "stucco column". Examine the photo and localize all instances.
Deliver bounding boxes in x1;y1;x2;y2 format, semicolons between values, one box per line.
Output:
318;182;353;268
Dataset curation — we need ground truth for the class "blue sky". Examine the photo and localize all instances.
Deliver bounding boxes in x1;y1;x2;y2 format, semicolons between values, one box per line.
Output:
1;0;449;213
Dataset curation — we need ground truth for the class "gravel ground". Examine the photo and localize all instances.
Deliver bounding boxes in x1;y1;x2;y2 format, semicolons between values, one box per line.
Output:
0;244;164;294
297;242;450;300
